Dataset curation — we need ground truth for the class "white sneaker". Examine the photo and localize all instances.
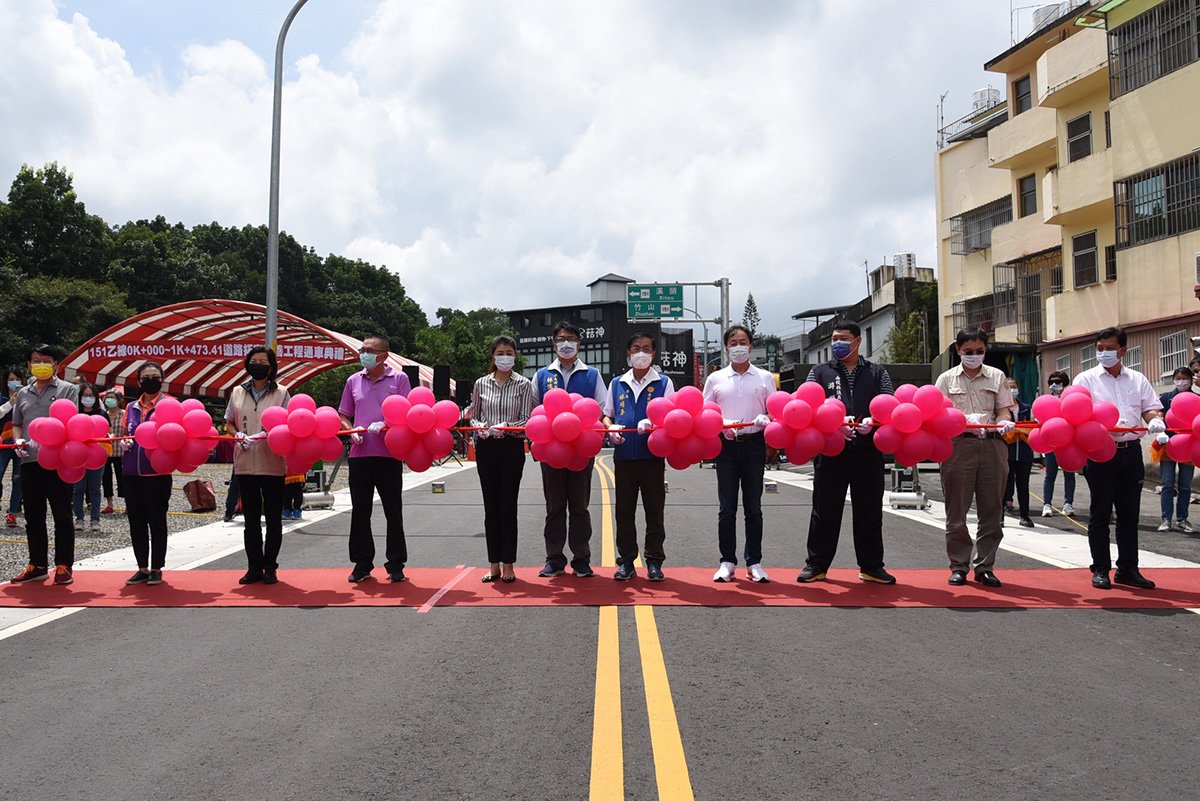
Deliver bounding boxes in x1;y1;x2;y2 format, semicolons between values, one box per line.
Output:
1062;503;1075;516
747;563;770;583
90;520;100;532
1041;504;1053;517
1179;520;1196;534
713;562;736;583
1157;519;1172;532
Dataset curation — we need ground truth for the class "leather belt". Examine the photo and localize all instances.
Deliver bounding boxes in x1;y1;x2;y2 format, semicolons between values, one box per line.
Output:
957;432;1002;440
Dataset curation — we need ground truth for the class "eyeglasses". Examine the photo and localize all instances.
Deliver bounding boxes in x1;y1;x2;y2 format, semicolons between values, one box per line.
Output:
629;346;654;354
553;337;580;344
960;349;985;356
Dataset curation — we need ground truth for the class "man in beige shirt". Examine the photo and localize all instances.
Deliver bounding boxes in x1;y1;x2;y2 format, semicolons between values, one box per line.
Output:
934;328;1015;587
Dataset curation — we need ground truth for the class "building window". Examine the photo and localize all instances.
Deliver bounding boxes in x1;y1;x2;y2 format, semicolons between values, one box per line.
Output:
1160;330;1190;380
1080;344;1097;371
1066;114;1092;163
1049;262;1064;296
578;307;602;324
950;197;1013;254
1072;231;1099;288
1108;0;1200;98
1013;74;1032;114
1115;151;1200;249
1104;110;1111;148
865;326;873;356
1017;174;1038;217
1056;353;1072;373
1104;245;1117;281
1126;345;1143;375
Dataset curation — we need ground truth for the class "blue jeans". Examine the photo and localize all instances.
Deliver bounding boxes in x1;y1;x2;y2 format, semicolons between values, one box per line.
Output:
715;435;766;566
0;448;22;513
1159;459;1194;522
73;467;103;522
1042;451;1075;505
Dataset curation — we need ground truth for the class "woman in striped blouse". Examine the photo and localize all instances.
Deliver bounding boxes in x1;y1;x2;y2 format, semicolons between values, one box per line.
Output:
470;335;534;583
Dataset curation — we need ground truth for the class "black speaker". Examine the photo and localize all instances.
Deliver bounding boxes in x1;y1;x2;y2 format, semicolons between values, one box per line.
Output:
432;365;451;401
402;365;420;389
455;380;473;408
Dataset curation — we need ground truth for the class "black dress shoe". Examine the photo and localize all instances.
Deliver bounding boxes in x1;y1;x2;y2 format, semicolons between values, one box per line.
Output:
1091;570;1111;590
1113;569;1155;589
261;567;278;585
387;567;407;583
1019;517;1034;528
238;569;262;585
974;570;1002;588
948;570;967;586
348;565;373;583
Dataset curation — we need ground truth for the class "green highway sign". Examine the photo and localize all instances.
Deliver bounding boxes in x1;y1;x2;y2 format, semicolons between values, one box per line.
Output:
627;284;684;319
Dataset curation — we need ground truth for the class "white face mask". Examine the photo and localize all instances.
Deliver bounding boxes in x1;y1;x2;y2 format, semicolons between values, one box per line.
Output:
1009;387;1019;400
629;352;653;370
555;340;578;359
728;345;751;364
1097;350;1120;368
1049;382;1063;396
81;396;96;408
960;354;984;369
1176;379;1191;391
493;355;515;372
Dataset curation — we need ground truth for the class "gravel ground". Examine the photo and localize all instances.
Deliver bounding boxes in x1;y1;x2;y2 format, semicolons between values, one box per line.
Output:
0;461;350;578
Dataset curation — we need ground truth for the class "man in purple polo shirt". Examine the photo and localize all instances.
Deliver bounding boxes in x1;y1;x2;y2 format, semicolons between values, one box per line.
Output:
338;335;411;583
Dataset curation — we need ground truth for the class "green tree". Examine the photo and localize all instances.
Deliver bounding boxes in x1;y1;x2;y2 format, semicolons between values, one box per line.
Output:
413;307;518;382
883;281;939;363
293;363;359;409
742;293;761;340
0;163;111;280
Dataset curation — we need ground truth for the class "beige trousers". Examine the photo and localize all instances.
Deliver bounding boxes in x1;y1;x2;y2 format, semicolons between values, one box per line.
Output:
940;437;1009;572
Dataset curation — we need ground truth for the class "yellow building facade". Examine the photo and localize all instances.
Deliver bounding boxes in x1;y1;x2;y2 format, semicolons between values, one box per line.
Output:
936;0;1200;387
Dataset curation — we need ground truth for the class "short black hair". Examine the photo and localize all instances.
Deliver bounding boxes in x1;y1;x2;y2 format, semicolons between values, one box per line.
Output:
137;361;164;380
27;343;60;362
626;332;656;351
1047;370;1070;385
552;321;581;340
955;328;989;348
362;334;390;352
830;319;860;338
244;345;278;383
1174;366;1195;380
5;366;25;382
1095;326;1127;347
723;325;753;346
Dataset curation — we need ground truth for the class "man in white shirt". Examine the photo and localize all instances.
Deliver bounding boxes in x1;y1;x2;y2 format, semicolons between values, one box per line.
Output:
1073;326;1163;590
702;325;775;583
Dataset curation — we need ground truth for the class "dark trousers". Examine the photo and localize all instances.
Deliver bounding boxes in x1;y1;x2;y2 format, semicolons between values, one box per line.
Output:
1;448;23;513
1004;460;1033;518
240;474;284;571
614;457;667;566
20;462;74;567
541;460;593;570
283;482;303;513
124;474;171;570
348;457;406;570
476;437;525;564
805;446;885;571
102;456;123;500
224;470;241;517
715;435;766;566
1084;445;1145;572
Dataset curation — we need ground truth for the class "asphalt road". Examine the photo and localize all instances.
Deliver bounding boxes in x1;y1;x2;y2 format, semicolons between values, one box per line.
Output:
1;452;1198;801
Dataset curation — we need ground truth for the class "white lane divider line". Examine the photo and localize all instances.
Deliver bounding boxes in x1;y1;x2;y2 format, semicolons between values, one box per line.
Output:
417;565;473;614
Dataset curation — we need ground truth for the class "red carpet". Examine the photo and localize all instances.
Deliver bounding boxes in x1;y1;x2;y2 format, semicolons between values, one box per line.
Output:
1;568;1199;609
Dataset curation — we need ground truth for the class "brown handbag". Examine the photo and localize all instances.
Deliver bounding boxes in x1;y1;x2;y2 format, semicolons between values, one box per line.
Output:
182;479;217;512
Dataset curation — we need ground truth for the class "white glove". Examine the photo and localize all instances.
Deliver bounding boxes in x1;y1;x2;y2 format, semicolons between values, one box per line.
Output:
607;424;624;446
350;432;364;446
839;415;856;441
1147;418;1166;436
13;438;28;458
856;416;874;436
1156;433;1170;446
996;420;1016;436
234;431;252;450
476;426;490;440
637;419;654;434
722;427;738;440
966;413;986;438
489;423;507;439
367;421;386;435
752;414;771;431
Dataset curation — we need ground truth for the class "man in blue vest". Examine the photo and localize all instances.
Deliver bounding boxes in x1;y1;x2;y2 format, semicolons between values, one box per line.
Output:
533;321;608;577
602;333;675;581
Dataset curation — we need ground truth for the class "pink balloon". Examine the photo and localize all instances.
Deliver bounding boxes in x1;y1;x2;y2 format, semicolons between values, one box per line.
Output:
407;405;436;434
260;406;288;432
267;426;296;456
703;401;723;414
673;386;704;415
1090;401;1120;430
1027;428;1046;453
405;443;434;473
551;412;583;442
1057;442;1089;471
675;434;706;465
181;398;206;413
67;414;93;442
285;457;313;476
525;414;553;444
153;398;184;425
929;436;954;462
58;466;86;484
156;422;186;452
1190;439;1200;466
647;429;678;457
1167;433;1194;463
314;407;342;438
542;388;572;417
181;439;211;466
1090;437;1117;464
543;440;574;469
701;436;723;460
663;409;694;439
904;429;934;463
913;385;946;419
384;426;417;457
1191;416;1200;439
407;386;436;407
666;453;693;471
133;421;158;450
1031;395;1061;423
381;395;412;426
764;421;794;449
573;429;603;458
423;427;454;458
794;383;827;408
50;398;77;423
893;384;917;404
1074;421;1109;453
694;409;724;439
785;445;818;467
872;424;903;453
821;431;846;457
891;403;923;434
288;393;317;413
647;397;674;426
91;415;110;439
1171;392;1200;422
433;400;461;429
37;445;63;470
869;394;899;425
1060;385;1091;401
783;400;813;430
766;391;791;421
320;436;345;461
182;409;212;437
288;408;317;438
793;427;824;455
812;402;844;434
1167;409;1185;430
293;435;323;464
35;417;67;447
148;448;178;475
1060;393;1093;426
1040;417;1074;450
928;408;967;438
572;399;602;428
567;454;593;472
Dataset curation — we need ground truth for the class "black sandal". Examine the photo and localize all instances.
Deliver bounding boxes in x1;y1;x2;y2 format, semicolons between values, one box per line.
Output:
501;574;516;583
482;572;502;583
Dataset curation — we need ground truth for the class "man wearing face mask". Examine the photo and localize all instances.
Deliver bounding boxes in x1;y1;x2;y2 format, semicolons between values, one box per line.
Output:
532;322;607;578
8;344;80;585
702;325;777;582
933;328;1015;588
798;319;897;585
1073;327;1163;590
338;335;412;584
1157;367;1196;534
1041;371;1076;517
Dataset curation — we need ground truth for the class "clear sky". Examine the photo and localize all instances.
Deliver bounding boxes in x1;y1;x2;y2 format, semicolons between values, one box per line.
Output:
2;0;1020;340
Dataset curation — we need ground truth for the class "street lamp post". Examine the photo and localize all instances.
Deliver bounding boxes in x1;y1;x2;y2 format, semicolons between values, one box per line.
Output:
265;0;311;349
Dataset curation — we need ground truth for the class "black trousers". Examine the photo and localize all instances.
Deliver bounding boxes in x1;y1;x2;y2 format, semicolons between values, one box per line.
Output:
1084;445;1144;572
1004;460;1033;518
476;437;525;564
805;446;885;572
283;482;303;512
715;435;766;566
614;458;666;565
20;462;75;568
541;460;593;571
348;457;406;570
224;470;241;517
240;474;284;571
124;474;171;570
102;456;123;500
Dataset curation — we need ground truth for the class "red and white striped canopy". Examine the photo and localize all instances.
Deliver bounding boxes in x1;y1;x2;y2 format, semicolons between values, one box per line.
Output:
59;298;447;398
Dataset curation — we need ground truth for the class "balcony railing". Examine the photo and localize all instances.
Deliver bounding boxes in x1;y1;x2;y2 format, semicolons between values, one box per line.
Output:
950;197;1014;255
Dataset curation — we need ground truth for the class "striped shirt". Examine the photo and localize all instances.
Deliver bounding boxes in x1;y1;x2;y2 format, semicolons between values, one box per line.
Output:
470;372;534;435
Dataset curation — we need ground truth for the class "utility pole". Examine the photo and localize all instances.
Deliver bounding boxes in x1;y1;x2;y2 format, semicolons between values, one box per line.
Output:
719;276;730;364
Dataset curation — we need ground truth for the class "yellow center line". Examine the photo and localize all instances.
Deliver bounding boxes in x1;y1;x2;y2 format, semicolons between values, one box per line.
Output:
1028;488;1088;531
590;455;623;800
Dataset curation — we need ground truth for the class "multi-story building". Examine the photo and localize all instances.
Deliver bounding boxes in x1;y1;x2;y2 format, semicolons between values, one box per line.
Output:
936;0;1200;389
